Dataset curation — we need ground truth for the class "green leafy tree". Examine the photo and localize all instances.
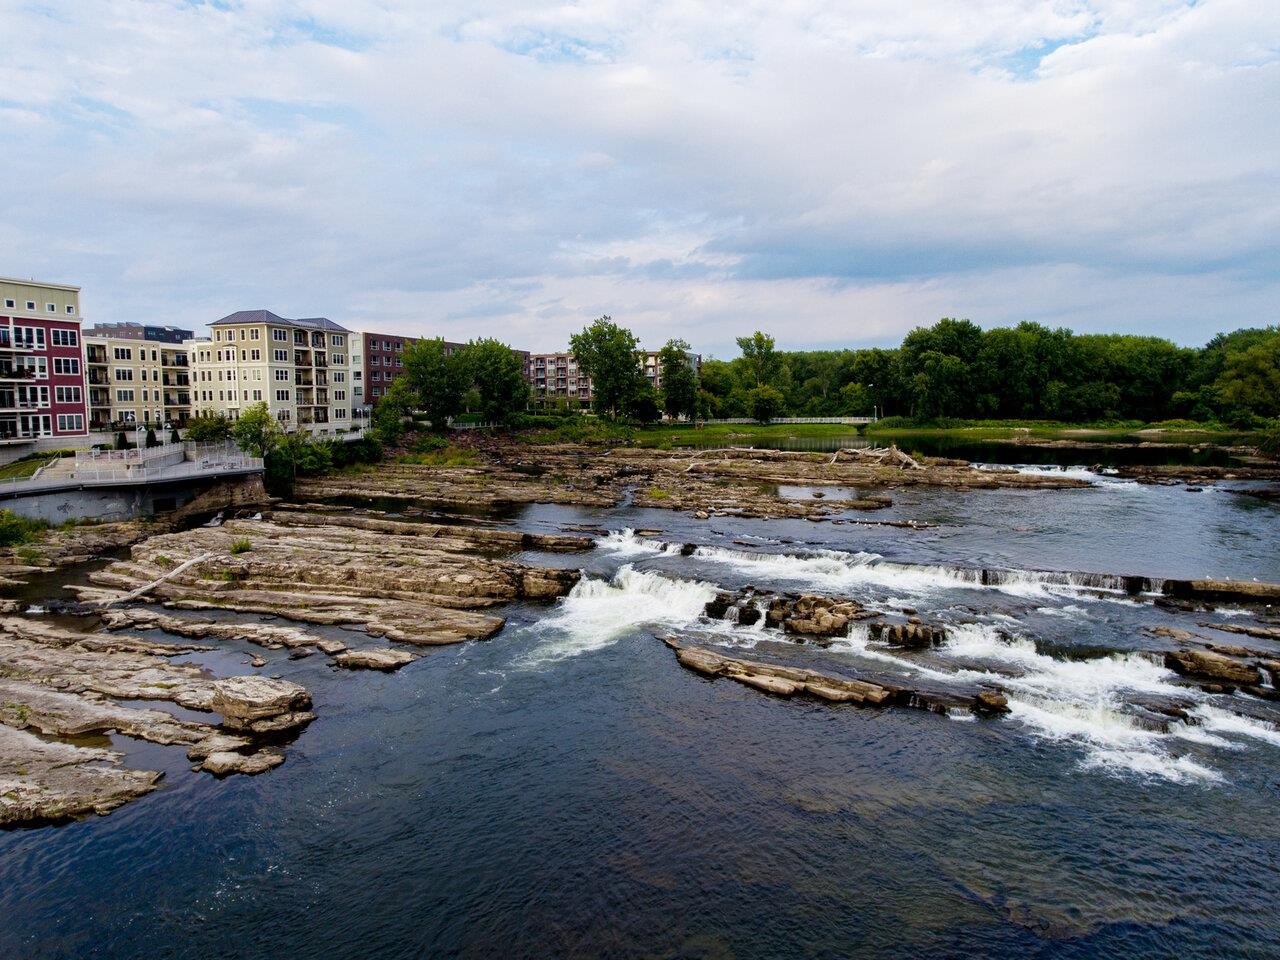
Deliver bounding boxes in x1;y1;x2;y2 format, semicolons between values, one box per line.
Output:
230;402;282;458
748;385;786;423
657;339;698;421
463;338;529;425
402;338;468;431
569;316;645;417
371;377;416;444
736;331;782;388
185;412;232;443
627;383;662;424
1216;334;1280;419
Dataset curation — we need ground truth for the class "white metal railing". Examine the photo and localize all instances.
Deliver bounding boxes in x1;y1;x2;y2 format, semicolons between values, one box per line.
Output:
0;449;263;492
700;417;875;425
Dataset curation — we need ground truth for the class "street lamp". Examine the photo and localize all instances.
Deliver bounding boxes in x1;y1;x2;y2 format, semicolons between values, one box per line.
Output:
867;384;877;422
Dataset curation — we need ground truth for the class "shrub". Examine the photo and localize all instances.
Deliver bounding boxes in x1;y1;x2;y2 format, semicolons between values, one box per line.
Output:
0;510;47;548
229;537;252;555
1259;419;1280;459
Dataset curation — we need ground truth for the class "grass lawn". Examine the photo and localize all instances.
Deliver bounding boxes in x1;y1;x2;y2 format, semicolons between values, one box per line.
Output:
0;456;53;480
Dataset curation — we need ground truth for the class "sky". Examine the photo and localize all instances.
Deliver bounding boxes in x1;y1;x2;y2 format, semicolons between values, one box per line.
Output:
2;0;1277;356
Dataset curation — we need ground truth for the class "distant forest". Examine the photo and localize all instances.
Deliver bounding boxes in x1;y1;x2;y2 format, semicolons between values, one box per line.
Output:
700;320;1280;425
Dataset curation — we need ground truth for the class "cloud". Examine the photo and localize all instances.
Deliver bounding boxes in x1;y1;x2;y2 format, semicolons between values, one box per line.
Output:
0;0;1276;355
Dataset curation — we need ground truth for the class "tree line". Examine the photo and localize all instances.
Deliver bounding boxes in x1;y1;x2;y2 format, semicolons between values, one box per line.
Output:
699;320;1280;426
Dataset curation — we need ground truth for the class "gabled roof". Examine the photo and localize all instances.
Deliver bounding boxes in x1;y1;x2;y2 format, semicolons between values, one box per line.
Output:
211;310;351;333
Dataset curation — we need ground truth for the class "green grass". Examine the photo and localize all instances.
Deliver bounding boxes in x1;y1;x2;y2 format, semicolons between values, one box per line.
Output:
398;446;480;467
229;537;252;554
632;421;861;448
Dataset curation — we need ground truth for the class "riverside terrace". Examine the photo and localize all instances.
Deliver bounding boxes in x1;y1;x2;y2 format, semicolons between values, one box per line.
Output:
0;441;265;522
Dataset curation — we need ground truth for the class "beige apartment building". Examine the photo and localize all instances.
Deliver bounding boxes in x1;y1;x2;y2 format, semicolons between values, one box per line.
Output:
188;310;353;435
84;326;193;432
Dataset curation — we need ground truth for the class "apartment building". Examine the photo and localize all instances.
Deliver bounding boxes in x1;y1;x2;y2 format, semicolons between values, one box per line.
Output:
82;322;190;344
0;277;89;442
526;350;701;407
189;310;353;435
526;352;592;406
360;332;464;408
84;325;194;431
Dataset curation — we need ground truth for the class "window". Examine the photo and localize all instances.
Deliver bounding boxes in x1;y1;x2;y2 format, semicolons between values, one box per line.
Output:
142;390;149;401
253;390;262;401
56;386;82;403
215;330;222;342
273;328;287;341
335;409;347;419
239;329;246;341
275;389;290;401
251;349;261;360
25;301;35;311
52;329;78;347
331;353;345;365
3;298;12;308
250;329;260;340
274;370;288;381
57;414;84;432
274;349;287;362
113;347;133;361
241;350;247;361
114;369;134;381
46;303;55;313
116;389;135;402
332;371;345;383
140;369;148;381
331;335;344;346
53;358;80;375
66;305;75;315
334;390;346;401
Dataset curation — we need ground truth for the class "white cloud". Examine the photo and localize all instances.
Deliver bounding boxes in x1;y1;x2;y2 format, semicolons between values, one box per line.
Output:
0;0;1275;354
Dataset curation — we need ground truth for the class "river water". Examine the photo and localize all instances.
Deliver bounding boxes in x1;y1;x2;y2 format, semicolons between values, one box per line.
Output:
2;465;1279;959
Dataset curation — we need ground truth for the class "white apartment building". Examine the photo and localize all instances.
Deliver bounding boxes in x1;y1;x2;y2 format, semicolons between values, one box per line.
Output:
188;310;353;436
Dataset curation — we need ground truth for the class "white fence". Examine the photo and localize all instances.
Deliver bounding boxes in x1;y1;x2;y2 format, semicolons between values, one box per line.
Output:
701;417;875;425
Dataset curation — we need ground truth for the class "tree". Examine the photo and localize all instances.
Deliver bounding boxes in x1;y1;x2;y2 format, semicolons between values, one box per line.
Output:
144;427;159;448
169;426;182;444
736;331;782;388
657;339;698;421
185;412;232;443
114;431;129;450
230;402;282;458
569;316;645;417
402;338;467;431
1216;332;1280;420
463;339;529;425
748;385;786;423
627;383;662;424
370;377;415;444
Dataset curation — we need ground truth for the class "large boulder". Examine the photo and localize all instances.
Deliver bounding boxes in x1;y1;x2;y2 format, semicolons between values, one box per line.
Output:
334;648;416;672
1164;649;1262;687
211;676;311;731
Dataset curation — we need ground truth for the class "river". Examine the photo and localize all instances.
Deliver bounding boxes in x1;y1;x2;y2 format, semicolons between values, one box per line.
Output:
2;462;1278;958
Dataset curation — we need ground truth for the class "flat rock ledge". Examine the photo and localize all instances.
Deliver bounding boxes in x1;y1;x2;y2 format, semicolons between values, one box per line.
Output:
662;636;1009;717
334;648;417;671
0;616;316;825
74;512;586;646
0;724;162;827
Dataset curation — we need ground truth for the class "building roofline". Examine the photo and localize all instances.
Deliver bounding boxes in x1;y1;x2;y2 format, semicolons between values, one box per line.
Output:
0;276;81;293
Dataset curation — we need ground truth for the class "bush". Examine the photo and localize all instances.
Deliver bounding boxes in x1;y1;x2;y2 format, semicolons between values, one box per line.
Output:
411;433;451;453
1259;420;1280;459
230;537;252;554
145;428;159;448
747;385;786;424
0;510;48;548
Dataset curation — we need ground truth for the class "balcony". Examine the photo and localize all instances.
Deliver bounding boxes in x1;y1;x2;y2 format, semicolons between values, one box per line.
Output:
294;351;312;367
87;347;108;363
162;374;189;387
295;373;313;386
0;335;41;352
313;355;327;367
0;366;41;381
88;370;110;385
162;355;189;367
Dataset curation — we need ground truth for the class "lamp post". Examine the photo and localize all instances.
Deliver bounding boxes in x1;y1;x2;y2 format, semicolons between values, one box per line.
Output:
867;384;877;422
